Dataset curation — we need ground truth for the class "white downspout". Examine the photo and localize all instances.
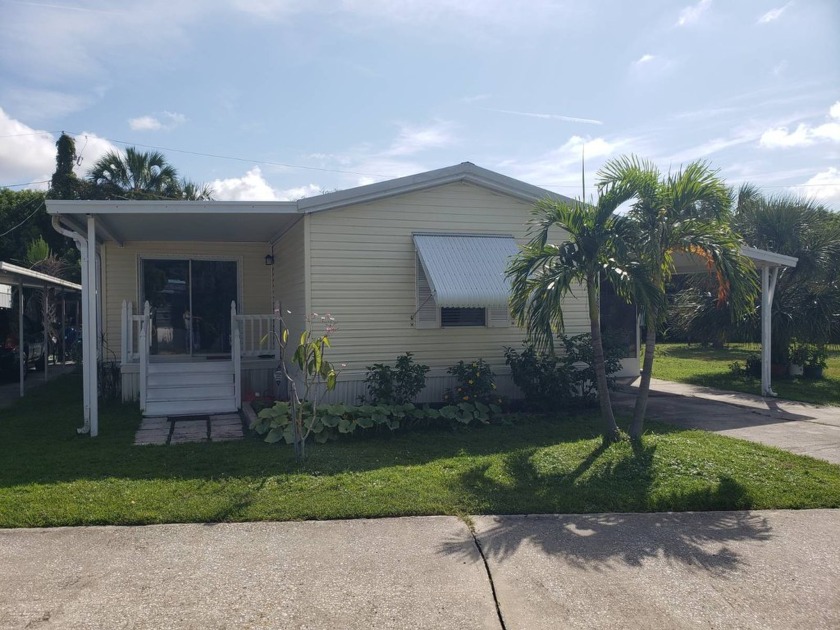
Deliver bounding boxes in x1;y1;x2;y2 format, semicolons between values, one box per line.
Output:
52;215;93;435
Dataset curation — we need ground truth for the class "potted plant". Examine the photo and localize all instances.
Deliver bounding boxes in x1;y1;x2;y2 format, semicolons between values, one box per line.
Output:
803;346;827;379
788;344;808;377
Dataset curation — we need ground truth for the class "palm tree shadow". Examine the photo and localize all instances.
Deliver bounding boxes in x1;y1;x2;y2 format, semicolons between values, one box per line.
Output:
442;437;770;573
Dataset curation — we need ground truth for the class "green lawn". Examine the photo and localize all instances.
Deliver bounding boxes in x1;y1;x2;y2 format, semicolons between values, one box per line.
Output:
650;343;840;405
1;374;839;528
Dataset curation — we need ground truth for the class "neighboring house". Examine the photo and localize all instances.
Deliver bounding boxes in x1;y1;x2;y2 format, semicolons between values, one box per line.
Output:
47;162;640;434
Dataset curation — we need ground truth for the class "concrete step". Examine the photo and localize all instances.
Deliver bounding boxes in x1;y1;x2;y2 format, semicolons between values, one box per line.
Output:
146;384;235;402
148;361;232;374
145;398;238;417
148;371;233;388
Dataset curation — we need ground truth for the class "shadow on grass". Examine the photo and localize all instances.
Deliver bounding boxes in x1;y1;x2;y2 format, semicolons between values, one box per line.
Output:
0;373;615;487
442;438;769;572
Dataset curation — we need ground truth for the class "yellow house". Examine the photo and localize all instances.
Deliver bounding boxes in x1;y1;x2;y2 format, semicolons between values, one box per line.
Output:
48;163;641;435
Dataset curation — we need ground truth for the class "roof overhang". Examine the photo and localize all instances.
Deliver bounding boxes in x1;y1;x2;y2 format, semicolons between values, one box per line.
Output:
47;200;302;244
0;261;82;292
673;245;798;275
413;233;519;308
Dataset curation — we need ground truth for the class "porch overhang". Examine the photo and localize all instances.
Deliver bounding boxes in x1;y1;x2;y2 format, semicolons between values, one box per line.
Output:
46;200;302;244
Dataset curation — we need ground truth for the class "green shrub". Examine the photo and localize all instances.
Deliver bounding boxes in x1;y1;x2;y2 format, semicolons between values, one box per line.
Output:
444;359;502;406
505;334;623;411
364;352;430;404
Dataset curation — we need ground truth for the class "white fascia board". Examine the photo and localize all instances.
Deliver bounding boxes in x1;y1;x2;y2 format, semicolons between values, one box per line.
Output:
46;200;300;215
741;246;798;269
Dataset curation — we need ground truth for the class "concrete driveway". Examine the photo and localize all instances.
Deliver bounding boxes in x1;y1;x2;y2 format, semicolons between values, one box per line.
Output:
614;378;840;465
1;511;838;629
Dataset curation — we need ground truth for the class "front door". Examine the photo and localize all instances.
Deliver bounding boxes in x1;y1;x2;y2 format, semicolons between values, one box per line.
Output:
142;258;238;356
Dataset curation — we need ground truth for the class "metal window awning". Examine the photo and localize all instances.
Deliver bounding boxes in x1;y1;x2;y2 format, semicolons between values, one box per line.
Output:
413;234;519;308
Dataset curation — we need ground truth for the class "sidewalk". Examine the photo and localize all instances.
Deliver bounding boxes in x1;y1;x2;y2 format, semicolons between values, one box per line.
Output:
613;378;840;464
1;511;838;629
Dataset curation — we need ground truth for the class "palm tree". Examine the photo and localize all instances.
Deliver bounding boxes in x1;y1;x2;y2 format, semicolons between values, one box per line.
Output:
597;156;757;440
507;188;655;443
87;147;213;200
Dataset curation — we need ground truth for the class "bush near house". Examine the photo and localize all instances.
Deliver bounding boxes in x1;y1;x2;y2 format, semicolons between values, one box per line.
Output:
505;334;623;412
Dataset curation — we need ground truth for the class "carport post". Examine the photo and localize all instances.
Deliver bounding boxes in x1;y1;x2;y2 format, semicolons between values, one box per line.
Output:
61;296;66;365
18;280;24;397
86;215;99;437
761;265;779;397
43;282;49;382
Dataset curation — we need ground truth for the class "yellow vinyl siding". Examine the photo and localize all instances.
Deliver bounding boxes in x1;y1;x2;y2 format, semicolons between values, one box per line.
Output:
307;181;589;374
273;217;307;338
102;241;271;356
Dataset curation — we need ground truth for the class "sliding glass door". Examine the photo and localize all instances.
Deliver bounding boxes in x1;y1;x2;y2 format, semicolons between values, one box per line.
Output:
141;258;238;356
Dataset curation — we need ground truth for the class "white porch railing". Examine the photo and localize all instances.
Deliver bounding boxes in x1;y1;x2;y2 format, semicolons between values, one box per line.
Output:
230;302;283;407
138;301;151;411
120;300;149;364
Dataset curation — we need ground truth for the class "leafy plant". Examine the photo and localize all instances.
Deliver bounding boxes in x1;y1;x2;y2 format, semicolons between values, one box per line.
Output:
505;334;624;411
807;346;828;369
444;359;501;407
250;399;501;444
364;352;430;404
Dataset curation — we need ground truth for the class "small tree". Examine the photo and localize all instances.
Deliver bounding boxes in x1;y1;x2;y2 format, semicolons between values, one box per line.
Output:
268;313;339;460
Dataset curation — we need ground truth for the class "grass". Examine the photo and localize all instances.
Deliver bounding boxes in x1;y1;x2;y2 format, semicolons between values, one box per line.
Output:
650;343;840;406
1;374;839;528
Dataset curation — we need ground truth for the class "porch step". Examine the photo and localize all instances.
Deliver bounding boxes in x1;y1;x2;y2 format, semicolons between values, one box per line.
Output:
144;360;237;417
145;399;238;417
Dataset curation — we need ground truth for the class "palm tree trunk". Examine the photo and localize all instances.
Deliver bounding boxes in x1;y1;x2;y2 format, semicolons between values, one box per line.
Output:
631;308;658;440
587;275;621;443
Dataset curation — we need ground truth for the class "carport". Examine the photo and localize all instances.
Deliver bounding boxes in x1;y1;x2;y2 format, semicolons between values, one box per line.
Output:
0;261;81;398
673;245;799;398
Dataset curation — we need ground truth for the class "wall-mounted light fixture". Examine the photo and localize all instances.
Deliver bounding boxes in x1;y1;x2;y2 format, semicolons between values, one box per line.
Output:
264;254;275;266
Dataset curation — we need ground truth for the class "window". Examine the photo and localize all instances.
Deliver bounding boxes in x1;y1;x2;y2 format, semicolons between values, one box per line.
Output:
441;307;485;327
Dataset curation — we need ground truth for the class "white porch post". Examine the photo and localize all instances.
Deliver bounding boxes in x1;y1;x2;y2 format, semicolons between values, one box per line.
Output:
18;280;24;398
43;282;49;382
761;265;779;397
86;215;99;436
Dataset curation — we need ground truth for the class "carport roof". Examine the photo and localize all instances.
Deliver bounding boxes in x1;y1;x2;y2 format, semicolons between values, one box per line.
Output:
0;262;81;292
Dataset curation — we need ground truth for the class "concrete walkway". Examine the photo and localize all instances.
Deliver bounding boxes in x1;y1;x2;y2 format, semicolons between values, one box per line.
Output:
134;413;244;445
0;364;76;410
614;378;840;465
1;511;838;629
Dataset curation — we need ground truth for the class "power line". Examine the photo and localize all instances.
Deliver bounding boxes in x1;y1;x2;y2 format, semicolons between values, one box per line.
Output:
0;200;46;238
61;131;390;179
1;179;51;188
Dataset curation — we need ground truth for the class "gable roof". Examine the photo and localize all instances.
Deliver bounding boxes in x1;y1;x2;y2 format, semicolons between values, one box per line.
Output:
46;162;571;244
297;162;575;213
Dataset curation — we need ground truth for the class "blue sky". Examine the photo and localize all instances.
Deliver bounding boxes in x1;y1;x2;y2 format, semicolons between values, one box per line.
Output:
1;0;838;208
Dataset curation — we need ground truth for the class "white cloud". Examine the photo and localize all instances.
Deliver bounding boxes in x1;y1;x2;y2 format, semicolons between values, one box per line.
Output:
128;111;187;132
211;167;281;201
0;107;55;187
277;184;323;200
386;121;455;156
792;167;840;208
758;2;792;24
636;54;655;64
498;134;624;196
486;108;603;125
1;87;97;121
129;116;163;131
676;0;711;26
759;101;840;148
